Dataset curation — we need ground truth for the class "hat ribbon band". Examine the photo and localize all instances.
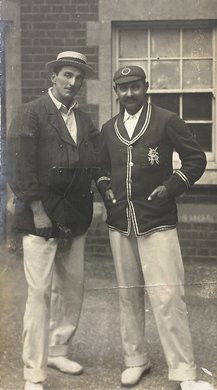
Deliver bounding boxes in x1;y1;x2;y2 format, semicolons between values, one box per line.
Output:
57;57;86;65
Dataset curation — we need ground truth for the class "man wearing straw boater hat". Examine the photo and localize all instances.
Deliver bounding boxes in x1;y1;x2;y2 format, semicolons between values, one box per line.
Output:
7;51;101;390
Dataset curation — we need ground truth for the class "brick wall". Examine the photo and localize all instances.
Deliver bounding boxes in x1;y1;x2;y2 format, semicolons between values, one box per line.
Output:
20;0;99;125
86;210;217;263
177;222;217;262
18;1;217;262
85;187;217;263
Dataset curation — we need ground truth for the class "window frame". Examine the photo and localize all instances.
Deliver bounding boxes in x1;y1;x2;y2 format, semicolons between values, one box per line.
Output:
112;22;217;169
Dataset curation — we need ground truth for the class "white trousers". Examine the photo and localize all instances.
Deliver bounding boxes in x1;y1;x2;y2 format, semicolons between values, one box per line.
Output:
22;234;85;383
109;228;197;381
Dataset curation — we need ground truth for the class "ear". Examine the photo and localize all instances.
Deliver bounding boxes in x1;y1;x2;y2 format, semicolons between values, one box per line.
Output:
144;81;149;92
51;72;57;85
113;85;117;93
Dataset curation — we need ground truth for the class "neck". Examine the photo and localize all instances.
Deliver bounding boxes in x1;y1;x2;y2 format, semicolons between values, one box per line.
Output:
125;104;144;116
51;88;74;109
126;99;148;115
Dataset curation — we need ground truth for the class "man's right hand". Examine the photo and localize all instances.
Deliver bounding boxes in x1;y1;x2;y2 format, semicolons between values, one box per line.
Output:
105;189;116;204
30;200;53;240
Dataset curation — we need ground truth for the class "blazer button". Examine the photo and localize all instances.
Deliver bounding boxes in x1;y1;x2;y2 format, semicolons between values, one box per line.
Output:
59;144;63;148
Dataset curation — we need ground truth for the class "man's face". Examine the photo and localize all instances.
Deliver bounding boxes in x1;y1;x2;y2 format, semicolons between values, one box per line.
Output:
114;79;148;115
51;65;84;106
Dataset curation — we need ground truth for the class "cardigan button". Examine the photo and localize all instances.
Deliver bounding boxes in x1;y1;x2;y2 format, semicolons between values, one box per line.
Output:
129;162;134;166
59;144;63;148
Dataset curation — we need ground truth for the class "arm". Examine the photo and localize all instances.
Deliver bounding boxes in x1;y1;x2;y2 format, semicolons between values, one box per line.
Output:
7;105;42;202
93;126;116;203
163;114;207;197
30;200;53;240
149;114;207;200
7;105;53;238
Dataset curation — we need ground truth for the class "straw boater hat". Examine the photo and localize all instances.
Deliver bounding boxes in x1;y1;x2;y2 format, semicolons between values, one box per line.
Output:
46;51;94;77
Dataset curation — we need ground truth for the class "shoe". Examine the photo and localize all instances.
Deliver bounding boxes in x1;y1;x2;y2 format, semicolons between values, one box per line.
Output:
47;356;83;375
179;381;214;390
24;382;43;390
121;361;151;387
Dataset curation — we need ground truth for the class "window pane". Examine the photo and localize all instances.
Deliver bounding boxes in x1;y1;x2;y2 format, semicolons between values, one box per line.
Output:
150;94;179;114
183;93;212;120
188;123;212;151
183;60;212;89
151;61;180;89
119;30;148;58
151;29;180;58
183;29;212;57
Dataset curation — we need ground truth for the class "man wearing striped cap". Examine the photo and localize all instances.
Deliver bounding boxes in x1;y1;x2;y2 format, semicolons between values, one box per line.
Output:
97;65;209;390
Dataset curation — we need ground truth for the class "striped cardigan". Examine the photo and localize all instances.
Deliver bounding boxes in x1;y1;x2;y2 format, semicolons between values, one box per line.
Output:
97;103;207;236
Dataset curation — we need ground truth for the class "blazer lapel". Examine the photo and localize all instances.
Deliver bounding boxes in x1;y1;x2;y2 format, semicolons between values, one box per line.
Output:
114;103;152;145
73;109;84;147
132;104;148;138
116;110;131;142
44;93;77;146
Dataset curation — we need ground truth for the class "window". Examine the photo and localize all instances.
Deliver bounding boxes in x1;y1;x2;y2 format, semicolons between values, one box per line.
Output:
113;25;216;162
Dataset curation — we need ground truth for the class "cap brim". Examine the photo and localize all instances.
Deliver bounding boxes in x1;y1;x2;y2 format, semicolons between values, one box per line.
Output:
114;75;144;85
46;59;94;78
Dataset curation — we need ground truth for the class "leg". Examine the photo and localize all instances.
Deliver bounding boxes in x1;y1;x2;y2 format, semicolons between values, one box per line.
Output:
137;228;196;382
23;235;58;383
109;229;150;368
48;235;85;358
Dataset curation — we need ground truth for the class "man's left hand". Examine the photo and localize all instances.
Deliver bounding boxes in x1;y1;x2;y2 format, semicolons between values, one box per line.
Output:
148;185;168;201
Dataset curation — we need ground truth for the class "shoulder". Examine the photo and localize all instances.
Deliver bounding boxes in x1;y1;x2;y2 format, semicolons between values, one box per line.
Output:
76;107;91;118
9;96;47;136
16;95;47;117
151;103;176;120
75;107;94;124
101;114;119;131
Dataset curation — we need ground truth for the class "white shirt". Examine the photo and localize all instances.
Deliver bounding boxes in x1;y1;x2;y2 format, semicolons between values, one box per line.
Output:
48;87;78;143
123;106;144;139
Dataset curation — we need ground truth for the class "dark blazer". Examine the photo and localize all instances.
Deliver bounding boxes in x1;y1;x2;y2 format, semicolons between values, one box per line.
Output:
7;93;100;237
99;103;207;236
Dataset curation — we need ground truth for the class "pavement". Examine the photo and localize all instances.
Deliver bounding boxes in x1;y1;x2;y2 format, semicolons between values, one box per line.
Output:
0;242;217;390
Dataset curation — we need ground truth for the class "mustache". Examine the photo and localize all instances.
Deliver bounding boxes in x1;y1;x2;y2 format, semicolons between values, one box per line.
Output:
124;97;137;102
65;87;75;92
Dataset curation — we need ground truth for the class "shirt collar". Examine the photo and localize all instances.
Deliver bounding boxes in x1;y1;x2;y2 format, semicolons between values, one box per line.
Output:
123;105;144;123
48;87;79;112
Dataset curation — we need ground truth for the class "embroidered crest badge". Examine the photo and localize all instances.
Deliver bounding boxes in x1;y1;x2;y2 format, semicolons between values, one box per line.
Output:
121;67;131;75
148;147;159;165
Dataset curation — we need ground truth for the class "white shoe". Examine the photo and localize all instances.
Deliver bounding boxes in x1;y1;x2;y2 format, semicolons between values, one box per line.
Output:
121;361;151;387
24;382;43;390
47;356;83;375
180;381;214;390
